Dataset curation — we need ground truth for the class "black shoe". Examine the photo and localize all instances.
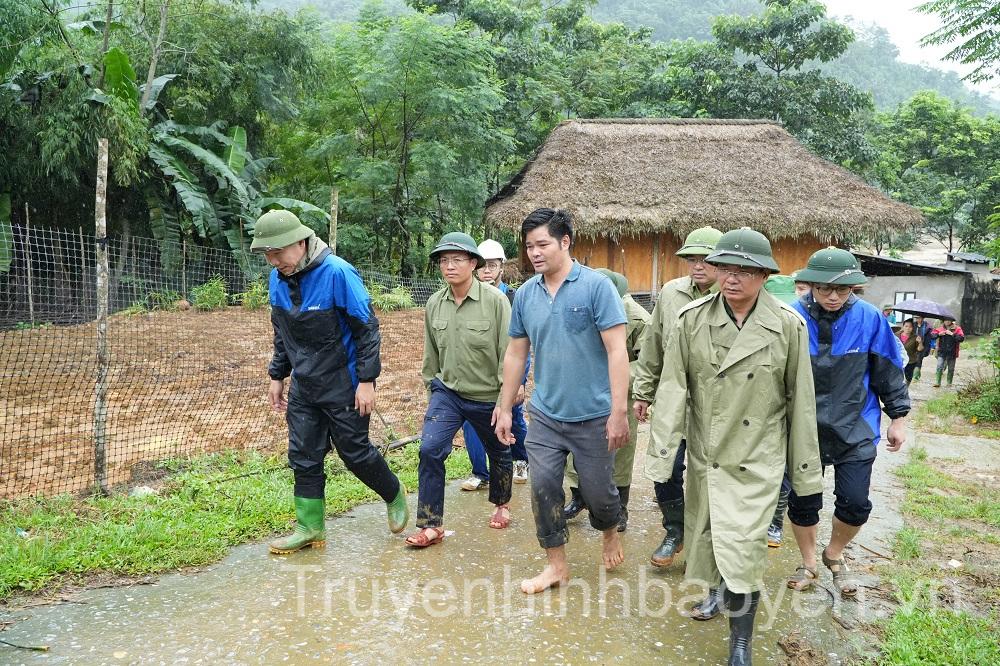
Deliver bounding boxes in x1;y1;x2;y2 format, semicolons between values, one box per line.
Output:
725;589;759;666
563;487;587;520
689;587;721;621
616;486;630;532
650;498;684;567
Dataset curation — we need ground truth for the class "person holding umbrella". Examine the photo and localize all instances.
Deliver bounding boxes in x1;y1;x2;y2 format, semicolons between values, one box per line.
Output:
930;319;966;387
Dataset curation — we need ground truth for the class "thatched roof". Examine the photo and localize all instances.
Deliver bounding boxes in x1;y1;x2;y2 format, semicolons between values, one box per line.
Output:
485;118;923;241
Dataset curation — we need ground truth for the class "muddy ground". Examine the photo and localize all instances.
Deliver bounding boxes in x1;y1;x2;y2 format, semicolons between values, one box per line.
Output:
0;308;428;499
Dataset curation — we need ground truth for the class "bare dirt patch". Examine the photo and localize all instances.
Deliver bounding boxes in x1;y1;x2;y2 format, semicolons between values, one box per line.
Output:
1;307;428;498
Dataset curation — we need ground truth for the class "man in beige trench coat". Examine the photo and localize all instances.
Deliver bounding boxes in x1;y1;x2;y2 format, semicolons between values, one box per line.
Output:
645;228;823;666
633;226;722;582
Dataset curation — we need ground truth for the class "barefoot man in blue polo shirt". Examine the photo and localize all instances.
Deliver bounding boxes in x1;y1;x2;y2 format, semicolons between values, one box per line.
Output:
494;208;630;594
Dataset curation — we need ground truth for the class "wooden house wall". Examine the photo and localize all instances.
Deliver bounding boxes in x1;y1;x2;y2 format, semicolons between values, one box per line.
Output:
525;234;827;294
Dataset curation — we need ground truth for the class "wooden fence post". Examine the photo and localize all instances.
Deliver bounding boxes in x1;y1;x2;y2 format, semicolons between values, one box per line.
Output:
23;204;34;324
93;138;110;495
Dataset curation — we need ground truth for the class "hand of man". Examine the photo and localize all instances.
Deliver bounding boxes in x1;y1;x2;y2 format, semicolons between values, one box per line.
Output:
513;384;526;407
355;382;375;416
606;410;629;451
885;418;906;452
268;379;288;413
633;400;650;423
493;406;514;446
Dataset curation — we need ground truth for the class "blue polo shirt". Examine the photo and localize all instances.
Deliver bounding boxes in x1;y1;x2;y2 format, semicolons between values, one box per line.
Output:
509;261;626;421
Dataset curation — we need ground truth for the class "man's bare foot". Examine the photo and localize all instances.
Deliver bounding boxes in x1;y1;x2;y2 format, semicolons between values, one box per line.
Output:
602;529;624;570
520;565;569;594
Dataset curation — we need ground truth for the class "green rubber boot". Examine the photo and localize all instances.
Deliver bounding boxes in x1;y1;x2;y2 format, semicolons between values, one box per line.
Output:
933;370;942;388
269;496;326;554
913;367;921;382
387;483;409;534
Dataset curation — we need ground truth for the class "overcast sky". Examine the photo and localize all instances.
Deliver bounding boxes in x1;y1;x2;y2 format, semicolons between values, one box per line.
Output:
822;0;998;98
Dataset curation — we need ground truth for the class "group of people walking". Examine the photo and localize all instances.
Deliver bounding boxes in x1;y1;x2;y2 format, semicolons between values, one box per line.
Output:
250;207;914;665
892;315;965;387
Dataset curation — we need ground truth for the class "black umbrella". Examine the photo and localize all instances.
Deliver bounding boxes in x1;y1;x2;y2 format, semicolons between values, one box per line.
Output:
891;298;956;321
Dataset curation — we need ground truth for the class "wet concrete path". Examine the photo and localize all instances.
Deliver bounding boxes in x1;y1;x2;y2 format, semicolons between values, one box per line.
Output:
3;428;860;665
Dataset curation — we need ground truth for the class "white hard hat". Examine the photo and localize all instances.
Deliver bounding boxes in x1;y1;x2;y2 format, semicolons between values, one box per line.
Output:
477;239;506;262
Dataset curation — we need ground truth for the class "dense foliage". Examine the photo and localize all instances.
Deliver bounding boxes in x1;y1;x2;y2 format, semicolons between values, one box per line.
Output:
2;0;999;272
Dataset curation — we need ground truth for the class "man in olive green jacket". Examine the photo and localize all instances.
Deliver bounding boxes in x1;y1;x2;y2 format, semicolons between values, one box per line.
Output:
404;232;514;548
633;226;721;579
647;228;823;666
563;268;650;532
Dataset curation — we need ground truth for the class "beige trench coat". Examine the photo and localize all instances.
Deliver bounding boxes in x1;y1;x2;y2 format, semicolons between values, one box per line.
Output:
645;290;823;593
634;276;717;482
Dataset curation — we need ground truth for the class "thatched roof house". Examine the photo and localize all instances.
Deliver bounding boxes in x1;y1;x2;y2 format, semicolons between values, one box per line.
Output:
485;118;922;294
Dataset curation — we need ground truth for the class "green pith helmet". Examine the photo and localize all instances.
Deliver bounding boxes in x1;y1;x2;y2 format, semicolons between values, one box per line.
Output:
430;231;485;268
676;226;724;257
795;247;868;285
595;268;628;297
250;210;314;252
764;275;798;305
790;269;806;284
705;227;780;273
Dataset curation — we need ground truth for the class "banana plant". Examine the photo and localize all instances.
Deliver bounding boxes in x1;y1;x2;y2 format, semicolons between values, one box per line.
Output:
81;47;327;262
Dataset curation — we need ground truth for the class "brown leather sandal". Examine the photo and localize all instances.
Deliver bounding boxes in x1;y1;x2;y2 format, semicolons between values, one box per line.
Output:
822;548;858;598
404;527;445;548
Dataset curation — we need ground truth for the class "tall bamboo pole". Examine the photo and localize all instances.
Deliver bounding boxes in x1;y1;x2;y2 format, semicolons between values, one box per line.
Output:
329;187;339;254
93;138;110;495
23;204;34;324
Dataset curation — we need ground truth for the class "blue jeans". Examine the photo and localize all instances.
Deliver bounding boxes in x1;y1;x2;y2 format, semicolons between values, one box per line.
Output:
416;380;512;527
463;404;528;481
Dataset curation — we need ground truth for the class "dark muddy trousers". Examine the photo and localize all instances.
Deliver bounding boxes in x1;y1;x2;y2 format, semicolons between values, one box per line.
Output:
287;394;400;502
787;457;874;528
416;379;512;527
653;440;687;505
463;403;528;481
525;404;620;548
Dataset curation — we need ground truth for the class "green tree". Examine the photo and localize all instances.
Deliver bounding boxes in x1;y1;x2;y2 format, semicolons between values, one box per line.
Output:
407;0;668;195
873;91;1000;254
919;0;1000;83
278;10;511;274
709;0;875;165
0;0;321;252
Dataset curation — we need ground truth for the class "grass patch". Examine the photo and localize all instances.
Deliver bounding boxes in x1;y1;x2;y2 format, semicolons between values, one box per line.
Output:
892;526;923;561
895;449;1000;537
868;448;1000;664
912;385;1000;440
0;444;470;600
876;604;998;665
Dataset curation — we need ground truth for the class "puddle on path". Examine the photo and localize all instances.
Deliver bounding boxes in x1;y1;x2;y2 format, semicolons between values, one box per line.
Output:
4;431;874;665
